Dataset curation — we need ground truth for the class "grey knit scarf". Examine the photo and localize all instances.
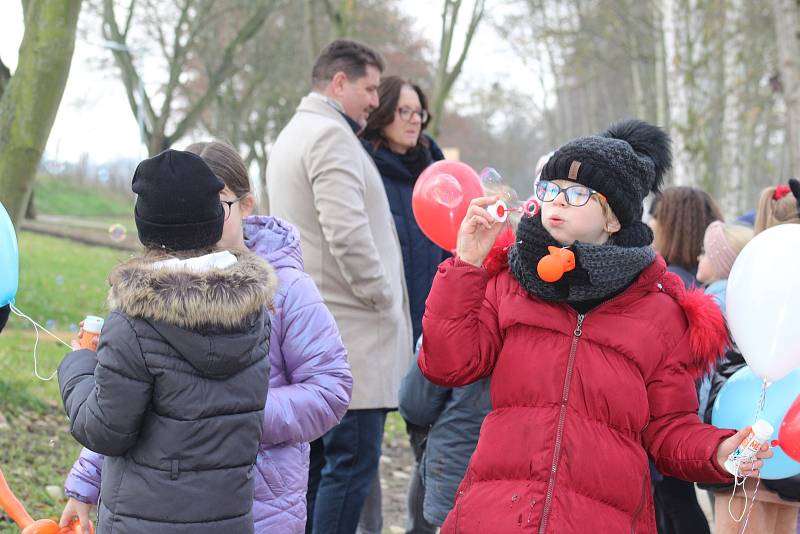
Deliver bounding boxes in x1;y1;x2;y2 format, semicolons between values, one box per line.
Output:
508;214;656;303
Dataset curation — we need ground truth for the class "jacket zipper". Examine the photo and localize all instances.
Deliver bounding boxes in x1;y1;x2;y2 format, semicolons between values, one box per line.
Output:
454;476;472;532
538;312;584;534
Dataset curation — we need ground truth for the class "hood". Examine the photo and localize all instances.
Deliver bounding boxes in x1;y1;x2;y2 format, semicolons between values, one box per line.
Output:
107;250;276;377
244;216;303;271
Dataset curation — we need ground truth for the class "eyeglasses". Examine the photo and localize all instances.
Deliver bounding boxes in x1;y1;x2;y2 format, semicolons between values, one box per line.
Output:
535;180;607;207
221;194;248;221
397;106;429;123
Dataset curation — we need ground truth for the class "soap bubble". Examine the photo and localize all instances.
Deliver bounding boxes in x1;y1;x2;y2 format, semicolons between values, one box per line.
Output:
45;320;57;330
479;167;503;188
55;275;64;286
109;223;127;243
426;174;463;209
68;323;79;333
480;167;518;205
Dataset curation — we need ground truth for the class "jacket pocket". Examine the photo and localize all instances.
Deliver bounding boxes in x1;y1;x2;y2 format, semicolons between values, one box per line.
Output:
256;449;287;496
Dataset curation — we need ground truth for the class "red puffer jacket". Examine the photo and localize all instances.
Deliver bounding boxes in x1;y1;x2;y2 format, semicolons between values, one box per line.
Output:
419;254;735;534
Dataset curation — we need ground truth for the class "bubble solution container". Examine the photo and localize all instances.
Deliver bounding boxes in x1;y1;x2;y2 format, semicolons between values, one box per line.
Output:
78;315;104;351
724;419;773;476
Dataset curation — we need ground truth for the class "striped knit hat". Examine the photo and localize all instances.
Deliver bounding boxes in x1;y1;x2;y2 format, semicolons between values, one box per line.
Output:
703;221;737;279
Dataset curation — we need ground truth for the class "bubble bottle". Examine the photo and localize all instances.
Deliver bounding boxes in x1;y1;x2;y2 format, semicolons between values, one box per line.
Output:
79;315;104;351
724;419;773;476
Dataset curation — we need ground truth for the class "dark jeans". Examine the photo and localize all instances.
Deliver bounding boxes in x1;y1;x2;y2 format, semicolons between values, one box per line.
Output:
653;476;710;534
306;409;387;534
356;472;382;534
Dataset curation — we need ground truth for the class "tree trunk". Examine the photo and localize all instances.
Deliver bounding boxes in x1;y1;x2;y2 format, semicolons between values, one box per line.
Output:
0;0;82;226
0;58;10;99
662;0;692;185
429;0;485;138
772;0;800;178
720;0;745;217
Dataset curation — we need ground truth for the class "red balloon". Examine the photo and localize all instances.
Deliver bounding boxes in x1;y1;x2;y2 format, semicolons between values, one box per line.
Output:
412;161;484;251
779;394;800;462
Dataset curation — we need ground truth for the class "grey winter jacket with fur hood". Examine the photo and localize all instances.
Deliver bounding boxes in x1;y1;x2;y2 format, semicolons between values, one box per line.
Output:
58;250;275;534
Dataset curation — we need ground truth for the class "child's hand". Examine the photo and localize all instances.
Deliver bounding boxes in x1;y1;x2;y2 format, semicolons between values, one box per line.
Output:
59;497;94;534
456;196;506;267
715;426;774;476
69;321;98;352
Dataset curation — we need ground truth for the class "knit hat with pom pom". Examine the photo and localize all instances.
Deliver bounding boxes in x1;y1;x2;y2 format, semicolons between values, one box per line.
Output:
540;119;672;227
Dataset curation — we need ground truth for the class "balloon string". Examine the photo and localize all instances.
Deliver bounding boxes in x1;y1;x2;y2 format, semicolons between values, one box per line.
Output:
739;476;761;534
8;303;71;381
754;379;768;421
727;378;769;531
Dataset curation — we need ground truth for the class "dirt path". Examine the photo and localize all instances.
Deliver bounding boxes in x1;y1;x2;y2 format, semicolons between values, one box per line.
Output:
379;430;417;533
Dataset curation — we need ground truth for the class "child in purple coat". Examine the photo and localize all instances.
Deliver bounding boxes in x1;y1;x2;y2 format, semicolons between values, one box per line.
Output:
59;141;352;534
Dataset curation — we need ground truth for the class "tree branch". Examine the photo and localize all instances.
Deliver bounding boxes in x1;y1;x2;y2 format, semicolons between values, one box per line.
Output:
155;0;193;136
444;0;484;94
102;0;156;139
122;0;136;38
167;3;273;145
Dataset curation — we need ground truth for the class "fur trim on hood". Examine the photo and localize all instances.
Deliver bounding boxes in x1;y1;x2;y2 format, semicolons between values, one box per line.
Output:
107;249;277;331
660;271;731;376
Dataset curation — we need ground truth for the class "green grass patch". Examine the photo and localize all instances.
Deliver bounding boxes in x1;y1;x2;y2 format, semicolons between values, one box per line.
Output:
33;176;133;218
1;233;121;530
0;409;85;532
10;232;131;331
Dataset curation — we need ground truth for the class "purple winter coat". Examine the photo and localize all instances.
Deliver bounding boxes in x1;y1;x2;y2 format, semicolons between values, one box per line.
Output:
64;216;352;533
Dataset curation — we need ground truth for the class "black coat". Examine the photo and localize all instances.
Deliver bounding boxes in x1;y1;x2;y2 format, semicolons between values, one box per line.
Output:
59;251;276;533
362;137;447;343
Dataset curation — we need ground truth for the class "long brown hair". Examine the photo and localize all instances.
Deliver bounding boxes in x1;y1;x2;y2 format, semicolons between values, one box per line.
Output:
360;75;430;151
651;186;723;271
754;185;800;234
185;141;251;198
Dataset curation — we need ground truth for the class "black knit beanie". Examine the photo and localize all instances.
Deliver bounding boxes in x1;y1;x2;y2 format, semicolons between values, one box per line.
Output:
133;149;225;251
541;119;672;226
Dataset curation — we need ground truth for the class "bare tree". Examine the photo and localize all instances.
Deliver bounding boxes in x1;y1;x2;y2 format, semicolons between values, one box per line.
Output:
100;0;276;155
772;0;800;177
0;0;83;225
199;0;433;210
428;0;487;137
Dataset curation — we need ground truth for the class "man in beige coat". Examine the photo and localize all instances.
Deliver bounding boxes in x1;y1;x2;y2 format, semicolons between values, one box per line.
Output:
267;40;412;534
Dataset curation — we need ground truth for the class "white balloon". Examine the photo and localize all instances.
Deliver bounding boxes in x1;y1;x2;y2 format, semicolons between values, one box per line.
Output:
726;224;800;382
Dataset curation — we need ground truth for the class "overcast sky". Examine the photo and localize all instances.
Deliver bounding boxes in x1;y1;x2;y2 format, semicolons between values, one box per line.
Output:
0;1;537;164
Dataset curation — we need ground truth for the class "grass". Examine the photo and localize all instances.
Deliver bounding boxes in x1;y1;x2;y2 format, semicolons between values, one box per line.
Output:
33;176;133;218
0;232;124;531
11;232;132;331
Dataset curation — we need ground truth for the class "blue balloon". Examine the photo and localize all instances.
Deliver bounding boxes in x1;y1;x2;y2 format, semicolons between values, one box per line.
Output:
712;366;800;479
0;201;19;306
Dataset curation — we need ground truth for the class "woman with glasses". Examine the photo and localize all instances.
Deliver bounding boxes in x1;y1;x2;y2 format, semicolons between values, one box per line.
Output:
358;77;449;534
417;120;770;533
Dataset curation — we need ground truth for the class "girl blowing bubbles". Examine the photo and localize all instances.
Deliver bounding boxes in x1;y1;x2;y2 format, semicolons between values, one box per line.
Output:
418;120;772;533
